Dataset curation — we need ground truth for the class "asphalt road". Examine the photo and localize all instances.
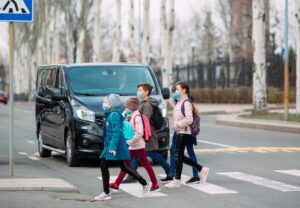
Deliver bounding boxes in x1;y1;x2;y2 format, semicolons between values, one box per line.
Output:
0;102;300;208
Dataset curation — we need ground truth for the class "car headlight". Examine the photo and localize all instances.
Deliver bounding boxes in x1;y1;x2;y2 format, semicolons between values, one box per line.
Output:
71;100;95;122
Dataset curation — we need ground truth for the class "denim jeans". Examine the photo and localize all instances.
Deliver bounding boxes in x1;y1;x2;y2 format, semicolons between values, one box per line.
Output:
130;150;170;174
169;132;199;178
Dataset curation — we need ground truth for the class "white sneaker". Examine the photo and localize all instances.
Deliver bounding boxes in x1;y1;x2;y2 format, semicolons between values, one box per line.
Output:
143;183;151;195
94;192;112;201
164;179;181;188
200;167;209;184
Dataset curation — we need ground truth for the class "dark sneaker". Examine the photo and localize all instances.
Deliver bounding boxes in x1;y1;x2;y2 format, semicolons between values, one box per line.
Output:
123;175;136;183
185;176;200;184
160;175;174;183
150;184;161;192
109;183;119;192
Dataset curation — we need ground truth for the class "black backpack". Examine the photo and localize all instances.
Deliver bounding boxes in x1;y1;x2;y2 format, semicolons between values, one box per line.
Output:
150;105;164;131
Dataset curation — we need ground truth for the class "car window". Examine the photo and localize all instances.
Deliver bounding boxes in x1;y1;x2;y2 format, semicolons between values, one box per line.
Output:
55;69;65;90
37;68;58;98
67;66;158;96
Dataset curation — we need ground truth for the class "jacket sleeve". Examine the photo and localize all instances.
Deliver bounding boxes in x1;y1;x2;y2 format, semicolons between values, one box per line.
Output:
108;112;122;152
130;115;144;146
176;101;193;129
141;102;153;120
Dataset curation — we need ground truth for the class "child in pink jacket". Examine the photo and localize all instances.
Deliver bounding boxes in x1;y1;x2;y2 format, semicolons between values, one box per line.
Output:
110;97;160;192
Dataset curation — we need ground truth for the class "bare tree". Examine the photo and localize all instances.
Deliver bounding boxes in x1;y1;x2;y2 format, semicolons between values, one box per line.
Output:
160;0;168;87
252;0;267;113
93;0;103;62
142;0;150;64
112;0;121;62
296;0;300;114
129;0;135;56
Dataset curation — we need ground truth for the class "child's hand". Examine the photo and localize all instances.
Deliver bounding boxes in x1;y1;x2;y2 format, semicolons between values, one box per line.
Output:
126;140;132;146
109;150;116;157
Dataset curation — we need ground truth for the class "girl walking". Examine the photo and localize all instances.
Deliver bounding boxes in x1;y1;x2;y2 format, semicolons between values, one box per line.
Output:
165;82;209;188
95;94;150;201
109;97;160;192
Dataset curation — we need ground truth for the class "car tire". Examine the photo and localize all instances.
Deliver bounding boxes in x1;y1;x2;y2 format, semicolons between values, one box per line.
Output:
38;131;51;158
66;131;79;167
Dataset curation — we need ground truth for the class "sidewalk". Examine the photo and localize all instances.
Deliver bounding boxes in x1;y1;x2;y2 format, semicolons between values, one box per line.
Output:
216;113;300;134
0;178;78;192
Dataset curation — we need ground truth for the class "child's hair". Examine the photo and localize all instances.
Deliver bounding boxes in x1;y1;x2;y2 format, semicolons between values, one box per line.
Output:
125;97;141;111
137;83;153;96
176;81;198;116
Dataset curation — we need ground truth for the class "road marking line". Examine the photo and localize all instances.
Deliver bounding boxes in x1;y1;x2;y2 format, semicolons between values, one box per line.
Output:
217;172;300;192
197;140;236;148
274;170;300;177
18;152;28;156
158;174;238;195
28;156;40;161
281;150;294;153
253;150;268;153
97;176;167;198
237;151;248;153
27;140;35;144
194;147;300;153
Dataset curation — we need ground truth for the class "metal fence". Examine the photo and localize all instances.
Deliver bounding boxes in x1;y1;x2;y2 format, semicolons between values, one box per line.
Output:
154;54;291;89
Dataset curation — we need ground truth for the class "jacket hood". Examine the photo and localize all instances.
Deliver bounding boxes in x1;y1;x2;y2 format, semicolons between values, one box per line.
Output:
143;97;159;107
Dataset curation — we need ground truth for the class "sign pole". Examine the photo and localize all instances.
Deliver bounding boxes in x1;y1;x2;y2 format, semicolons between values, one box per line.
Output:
9;21;14;176
284;0;289;121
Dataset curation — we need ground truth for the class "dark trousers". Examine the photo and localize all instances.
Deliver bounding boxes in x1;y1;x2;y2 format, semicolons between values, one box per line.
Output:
174;133;203;180
100;158;147;194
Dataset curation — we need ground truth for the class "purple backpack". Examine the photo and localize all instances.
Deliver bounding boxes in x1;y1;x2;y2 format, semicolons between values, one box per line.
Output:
181;99;200;137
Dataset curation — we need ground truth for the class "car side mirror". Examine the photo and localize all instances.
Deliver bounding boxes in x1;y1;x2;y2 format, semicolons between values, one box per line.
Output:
161;88;170;99
51;88;66;101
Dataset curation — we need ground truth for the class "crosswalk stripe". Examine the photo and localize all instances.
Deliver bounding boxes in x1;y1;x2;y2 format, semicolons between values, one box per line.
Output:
158;174;238;195
97;176;167;198
274;170;300;177
253;150;267;153
217;172;300;192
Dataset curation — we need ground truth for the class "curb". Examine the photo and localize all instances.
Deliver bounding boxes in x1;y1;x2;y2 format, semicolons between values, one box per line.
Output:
0;178;79;193
216;116;300;134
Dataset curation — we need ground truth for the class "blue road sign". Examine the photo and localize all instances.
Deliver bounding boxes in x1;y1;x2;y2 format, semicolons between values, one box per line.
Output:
0;0;33;22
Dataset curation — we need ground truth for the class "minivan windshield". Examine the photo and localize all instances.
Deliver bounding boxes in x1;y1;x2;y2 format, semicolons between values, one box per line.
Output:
68;66;158;96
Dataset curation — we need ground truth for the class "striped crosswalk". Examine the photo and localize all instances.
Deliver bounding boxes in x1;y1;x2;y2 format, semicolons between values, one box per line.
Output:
96;170;300;199
217;172;300;192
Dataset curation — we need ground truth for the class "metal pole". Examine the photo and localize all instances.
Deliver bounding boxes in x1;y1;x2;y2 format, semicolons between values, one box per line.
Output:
9;22;15;176
284;0;289;121
138;0;141;62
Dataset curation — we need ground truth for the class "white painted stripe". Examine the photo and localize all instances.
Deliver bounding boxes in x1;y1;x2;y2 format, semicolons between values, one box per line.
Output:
28;156;40;161
197;139;236;148
281;150;294;153
217;172;300;192
253;150;268;153
158;174;238;195
274;170;300;177
97;176;167;198
27;140;35;144
18;152;28;156
268;150;279;152
237;151;248;153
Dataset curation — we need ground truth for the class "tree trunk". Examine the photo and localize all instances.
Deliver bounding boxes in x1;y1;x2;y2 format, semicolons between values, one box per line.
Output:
160;0;168;87
112;0;121;62
142;0;150;64
165;0;175;89
252;0;267;113
296;0;300;114
129;0;136;59
93;0;102;62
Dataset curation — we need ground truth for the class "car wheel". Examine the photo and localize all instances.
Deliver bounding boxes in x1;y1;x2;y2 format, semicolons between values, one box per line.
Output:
66;131;79;167
38;131;51;157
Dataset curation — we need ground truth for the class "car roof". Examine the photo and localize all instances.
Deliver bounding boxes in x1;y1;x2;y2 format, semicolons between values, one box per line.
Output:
38;62;149;70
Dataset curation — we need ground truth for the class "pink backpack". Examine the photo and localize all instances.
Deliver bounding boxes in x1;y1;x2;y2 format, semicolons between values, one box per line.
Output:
133;113;152;142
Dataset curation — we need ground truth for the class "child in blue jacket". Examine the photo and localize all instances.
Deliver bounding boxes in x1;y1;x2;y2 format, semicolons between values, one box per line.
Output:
95;94;149;201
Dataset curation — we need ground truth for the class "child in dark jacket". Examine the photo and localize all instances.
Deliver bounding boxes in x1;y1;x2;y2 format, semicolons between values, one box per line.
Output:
95;94;150;201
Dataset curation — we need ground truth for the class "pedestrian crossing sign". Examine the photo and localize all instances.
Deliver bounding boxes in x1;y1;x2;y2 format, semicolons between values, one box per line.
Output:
0;0;33;22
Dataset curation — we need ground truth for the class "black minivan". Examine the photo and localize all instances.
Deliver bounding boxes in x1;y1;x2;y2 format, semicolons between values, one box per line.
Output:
35;63;170;166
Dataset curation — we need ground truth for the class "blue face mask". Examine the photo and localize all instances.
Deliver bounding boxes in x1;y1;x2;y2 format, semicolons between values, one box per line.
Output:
102;103;110;112
124;108;132;116
137;91;143;99
172;91;181;101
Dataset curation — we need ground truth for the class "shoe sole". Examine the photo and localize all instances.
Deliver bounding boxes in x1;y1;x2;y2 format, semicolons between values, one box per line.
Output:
109;188;119;193
161;180;173;184
150;188;161;192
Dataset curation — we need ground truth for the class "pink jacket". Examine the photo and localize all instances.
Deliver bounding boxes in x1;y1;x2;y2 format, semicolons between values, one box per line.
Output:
127;110;146;150
172;95;193;134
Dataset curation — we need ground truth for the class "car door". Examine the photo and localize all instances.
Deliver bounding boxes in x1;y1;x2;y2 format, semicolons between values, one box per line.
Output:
52;68;67;149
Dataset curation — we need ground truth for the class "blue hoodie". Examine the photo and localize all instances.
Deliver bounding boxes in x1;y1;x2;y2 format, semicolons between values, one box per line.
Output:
100;109;130;161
